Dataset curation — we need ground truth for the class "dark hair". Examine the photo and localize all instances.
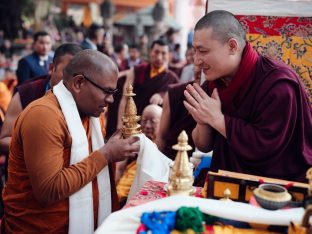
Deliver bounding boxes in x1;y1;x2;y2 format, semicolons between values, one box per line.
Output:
195;10;246;48
150;39;168;49
53;43;83;65
129;43;139;50
87;23;103;40
114;44;126;53
33;31;50;42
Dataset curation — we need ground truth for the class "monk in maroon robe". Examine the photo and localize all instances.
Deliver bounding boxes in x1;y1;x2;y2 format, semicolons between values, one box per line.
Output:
117;39;178;129
184;10;312;182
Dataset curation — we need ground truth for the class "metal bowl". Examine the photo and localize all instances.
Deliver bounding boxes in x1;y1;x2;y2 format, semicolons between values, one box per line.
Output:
253;184;292;210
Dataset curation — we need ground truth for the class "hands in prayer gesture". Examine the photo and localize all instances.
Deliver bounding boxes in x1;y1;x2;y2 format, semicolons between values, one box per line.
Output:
183;83;222;126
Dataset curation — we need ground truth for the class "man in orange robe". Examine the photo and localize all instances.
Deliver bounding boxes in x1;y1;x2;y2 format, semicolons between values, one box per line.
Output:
2;50;140;233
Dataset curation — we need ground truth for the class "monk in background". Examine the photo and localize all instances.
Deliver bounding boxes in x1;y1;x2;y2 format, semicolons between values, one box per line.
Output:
0;43;82;156
184;10;312;182
117;39;178;127
2;50;140;233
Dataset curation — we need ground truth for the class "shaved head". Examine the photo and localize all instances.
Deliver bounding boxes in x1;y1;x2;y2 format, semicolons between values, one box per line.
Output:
142;104;162;118
63;49;118;82
141;104;163;141
62;49;119;117
195;10;246;48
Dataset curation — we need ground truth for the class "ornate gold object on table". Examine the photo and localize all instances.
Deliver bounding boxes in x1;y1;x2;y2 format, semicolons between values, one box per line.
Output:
306;168;312;196
220;188;232;201
121;83;141;138
167;130;194;196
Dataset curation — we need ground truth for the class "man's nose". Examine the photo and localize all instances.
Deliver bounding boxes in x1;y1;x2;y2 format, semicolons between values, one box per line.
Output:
193;55;203;66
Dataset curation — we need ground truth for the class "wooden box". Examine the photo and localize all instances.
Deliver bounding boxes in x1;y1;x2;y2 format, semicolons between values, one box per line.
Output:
206;170;309;203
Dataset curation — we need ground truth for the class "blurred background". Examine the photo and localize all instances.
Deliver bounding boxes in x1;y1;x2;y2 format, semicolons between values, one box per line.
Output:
0;0;205;80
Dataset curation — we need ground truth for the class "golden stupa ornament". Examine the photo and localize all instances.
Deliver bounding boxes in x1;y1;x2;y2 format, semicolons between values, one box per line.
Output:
121;84;142;138
220;188;232;201
306;168;312;196
167;130;194;196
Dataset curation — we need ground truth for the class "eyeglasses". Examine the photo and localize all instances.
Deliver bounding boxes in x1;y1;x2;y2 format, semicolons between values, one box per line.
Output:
74;74;118;95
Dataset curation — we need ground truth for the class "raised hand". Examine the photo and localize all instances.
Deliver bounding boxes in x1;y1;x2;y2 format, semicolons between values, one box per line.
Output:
183;83;226;137
149;93;163;105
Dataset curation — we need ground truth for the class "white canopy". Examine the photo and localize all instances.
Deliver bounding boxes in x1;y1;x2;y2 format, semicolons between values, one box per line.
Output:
208;0;312;17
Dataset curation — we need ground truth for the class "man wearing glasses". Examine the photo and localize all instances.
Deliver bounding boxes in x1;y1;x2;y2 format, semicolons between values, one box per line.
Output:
3;50;140;233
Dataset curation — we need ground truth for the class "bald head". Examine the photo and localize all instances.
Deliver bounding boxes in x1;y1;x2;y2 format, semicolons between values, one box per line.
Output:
142;104;162;118
195;10;246;48
141;104;163;141
62;49;119;117
63;49;118;82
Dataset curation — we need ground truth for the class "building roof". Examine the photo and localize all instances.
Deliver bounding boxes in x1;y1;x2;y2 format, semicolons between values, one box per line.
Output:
114;6;181;30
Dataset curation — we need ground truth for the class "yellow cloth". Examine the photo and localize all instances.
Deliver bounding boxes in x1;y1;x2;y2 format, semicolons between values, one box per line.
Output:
116;161;137;201
248;33;312;102
150;65;166;79
288;223;307;234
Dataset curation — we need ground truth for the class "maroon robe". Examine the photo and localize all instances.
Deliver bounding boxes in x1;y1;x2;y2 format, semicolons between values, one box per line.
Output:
162;81;196;160
133;64;179;115
17;75;50;109
208;55;312;182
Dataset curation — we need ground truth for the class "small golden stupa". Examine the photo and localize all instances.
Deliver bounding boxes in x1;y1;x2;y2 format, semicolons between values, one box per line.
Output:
167;130;194;196
121;83;142;138
306;168;312;196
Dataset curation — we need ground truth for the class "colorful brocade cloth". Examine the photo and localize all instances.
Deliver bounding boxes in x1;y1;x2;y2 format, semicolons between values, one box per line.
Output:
137;207;279;234
236;15;312;102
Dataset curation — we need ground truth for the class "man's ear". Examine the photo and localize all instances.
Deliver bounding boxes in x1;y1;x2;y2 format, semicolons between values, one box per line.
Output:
228;38;239;55
72;75;85;93
48;63;54;74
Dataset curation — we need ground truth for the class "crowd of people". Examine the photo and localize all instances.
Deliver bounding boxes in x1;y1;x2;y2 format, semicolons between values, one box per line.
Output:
0;9;311;233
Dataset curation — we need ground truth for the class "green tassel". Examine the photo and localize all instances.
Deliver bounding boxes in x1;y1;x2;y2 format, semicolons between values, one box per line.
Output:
175;207;204;233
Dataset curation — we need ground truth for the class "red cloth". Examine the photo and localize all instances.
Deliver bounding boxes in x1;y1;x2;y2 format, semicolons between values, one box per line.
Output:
208;42;259;114
236;15;312;37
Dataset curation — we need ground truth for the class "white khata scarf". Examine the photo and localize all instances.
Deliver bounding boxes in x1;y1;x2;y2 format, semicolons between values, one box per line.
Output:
53;81;111;234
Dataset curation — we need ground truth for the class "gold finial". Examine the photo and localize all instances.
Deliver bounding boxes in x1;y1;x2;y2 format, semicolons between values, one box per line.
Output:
121;83;141;138
220;188;232;201
172;130;193;151
167;130;194;196
306;168;312;196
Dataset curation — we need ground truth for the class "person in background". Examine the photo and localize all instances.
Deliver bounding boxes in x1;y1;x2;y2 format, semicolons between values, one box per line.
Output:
179;47;195;84
16;31;53;85
118;39;178;123
80;23;104;50
116;104;162;205
120;43;142;71
0;43;82;156
112;43;128;71
138;34;149;62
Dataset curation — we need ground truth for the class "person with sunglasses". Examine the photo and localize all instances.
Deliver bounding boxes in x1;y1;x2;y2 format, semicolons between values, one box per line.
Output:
2;49;140;233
